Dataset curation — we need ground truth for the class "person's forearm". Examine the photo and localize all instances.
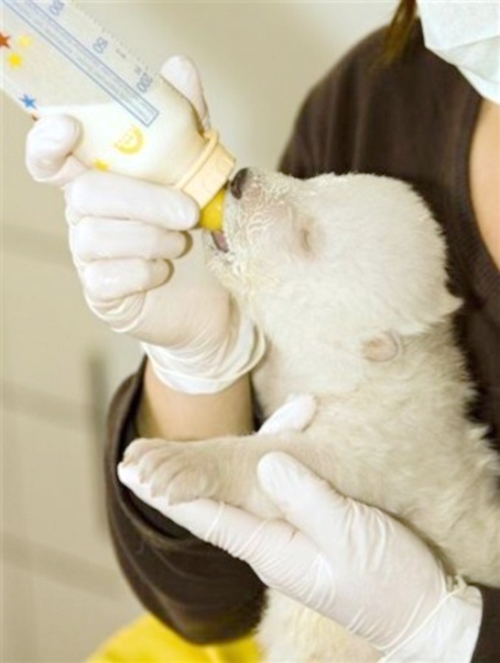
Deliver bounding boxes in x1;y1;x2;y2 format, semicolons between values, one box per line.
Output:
136;359;255;441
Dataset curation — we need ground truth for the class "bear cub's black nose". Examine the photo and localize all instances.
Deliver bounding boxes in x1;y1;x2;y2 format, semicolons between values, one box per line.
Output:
230;168;249;199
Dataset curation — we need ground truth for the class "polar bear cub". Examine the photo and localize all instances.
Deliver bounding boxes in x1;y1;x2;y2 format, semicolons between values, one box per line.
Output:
127;170;500;662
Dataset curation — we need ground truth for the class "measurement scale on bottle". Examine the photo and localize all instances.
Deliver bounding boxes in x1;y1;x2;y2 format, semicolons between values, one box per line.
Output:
1;0;160;125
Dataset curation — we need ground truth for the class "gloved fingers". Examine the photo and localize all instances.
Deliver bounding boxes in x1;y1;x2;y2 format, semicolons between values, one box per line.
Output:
64;170;199;230
118;457;320;579
258;394;317;435
118;455;327;596
82;258;171;302
257;452;352;547
25;115;86;185
69;217;189;263
117;464;242;546
160;55;210;131
162;499;320;591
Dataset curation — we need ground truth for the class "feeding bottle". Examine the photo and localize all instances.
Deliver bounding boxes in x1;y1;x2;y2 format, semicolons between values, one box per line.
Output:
0;0;234;230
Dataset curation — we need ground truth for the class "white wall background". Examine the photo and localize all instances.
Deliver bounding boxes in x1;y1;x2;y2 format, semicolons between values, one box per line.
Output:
2;2;396;661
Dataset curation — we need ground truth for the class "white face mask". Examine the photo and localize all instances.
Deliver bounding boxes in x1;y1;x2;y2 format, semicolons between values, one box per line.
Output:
416;0;500;104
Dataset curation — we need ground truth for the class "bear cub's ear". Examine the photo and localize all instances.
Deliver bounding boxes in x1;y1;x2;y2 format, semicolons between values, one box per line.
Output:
362;331;402;362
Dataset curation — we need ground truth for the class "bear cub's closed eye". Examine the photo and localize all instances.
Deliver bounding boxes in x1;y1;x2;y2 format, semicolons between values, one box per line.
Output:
299;226;313;252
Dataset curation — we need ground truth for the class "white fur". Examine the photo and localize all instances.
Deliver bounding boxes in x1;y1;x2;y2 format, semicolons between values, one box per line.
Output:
129;171;500;662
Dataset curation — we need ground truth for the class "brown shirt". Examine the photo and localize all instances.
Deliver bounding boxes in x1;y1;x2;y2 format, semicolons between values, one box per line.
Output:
105;23;500;659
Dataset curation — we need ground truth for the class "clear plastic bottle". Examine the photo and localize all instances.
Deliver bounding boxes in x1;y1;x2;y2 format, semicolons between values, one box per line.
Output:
0;0;235;229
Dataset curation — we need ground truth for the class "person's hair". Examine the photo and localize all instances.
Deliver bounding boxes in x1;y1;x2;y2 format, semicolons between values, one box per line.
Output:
381;0;418;64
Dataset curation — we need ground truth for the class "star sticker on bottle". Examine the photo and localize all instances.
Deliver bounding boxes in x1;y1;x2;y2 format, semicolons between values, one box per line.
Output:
20;94;37;110
0;33;11;49
7;52;22;68
17;34;33;48
92;159;109;171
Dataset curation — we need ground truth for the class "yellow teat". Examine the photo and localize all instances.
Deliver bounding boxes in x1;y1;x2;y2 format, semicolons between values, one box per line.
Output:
198;188;225;231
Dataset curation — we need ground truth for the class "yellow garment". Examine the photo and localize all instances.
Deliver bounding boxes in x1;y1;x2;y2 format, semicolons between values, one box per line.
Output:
86;614;261;663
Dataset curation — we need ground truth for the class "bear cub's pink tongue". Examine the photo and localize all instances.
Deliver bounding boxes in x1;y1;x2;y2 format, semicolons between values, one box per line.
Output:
210;169;248;253
212;231;229;252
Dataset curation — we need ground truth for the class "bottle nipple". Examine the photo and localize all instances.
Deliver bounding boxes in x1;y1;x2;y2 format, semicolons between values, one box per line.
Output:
198;188;226;231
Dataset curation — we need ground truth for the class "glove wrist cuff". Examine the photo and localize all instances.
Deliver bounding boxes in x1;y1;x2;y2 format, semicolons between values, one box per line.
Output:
382;577;483;662
141;312;266;394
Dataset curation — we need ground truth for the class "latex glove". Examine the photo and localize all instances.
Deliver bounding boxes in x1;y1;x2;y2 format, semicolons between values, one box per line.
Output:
25;56;265;393
120;452;483;661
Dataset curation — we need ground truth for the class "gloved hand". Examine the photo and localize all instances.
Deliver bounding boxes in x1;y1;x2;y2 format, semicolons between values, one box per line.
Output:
120;451;483;662
25;56;265;393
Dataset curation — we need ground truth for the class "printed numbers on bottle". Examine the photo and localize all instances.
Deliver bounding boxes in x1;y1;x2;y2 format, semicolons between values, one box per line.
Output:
137;72;153;94
93;37;109;55
48;0;65;16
